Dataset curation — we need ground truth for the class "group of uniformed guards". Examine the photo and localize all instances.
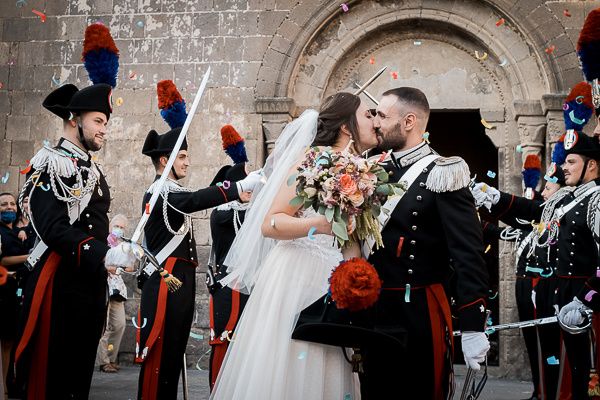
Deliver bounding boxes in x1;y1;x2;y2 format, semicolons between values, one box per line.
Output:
1;6;600;400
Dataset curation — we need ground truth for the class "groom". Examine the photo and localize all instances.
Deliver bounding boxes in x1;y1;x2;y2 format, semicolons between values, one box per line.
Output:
360;87;490;399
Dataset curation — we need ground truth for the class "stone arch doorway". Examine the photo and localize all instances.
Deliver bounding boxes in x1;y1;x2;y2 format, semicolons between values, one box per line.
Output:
255;0;580;378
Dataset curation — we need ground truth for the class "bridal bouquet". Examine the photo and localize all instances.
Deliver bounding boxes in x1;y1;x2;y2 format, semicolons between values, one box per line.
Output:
290;147;404;248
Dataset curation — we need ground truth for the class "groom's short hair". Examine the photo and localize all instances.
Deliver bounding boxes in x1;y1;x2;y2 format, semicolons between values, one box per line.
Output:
382;87;430;117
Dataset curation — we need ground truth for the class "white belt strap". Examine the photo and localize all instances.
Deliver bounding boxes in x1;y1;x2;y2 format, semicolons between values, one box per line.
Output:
142;233;186;276
362;154;439;256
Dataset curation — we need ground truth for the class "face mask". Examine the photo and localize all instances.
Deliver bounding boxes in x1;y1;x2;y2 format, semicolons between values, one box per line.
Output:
111;228;124;238
0;211;17;224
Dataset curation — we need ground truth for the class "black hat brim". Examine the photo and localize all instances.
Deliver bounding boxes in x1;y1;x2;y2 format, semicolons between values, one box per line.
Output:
42;84;80;120
210;165;232;186
142;127;188;158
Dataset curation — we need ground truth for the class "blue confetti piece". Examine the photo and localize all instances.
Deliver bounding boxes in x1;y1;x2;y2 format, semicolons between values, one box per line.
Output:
344;394;352;400
51;73;61;87
422;132;430;142
16;288;22;297
486;316;493;326
307;226;317;240
487;170;496;179
136;20;144;28
190;332;204;340
15;0;26;7
547;356;559;365
40;183;50;191
131;316;147;329
544;174;558;184
1;172;9;184
413;40;422;46
297;351;307;360
516;144;523;153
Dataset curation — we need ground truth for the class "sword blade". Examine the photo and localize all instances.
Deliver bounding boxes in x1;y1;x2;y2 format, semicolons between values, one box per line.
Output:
453;316;558;336
353;66;386;96
352;82;379;105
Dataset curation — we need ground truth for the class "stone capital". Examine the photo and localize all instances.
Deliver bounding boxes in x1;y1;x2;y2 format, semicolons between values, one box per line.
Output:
541;93;566;115
255;97;295;114
513;100;543;119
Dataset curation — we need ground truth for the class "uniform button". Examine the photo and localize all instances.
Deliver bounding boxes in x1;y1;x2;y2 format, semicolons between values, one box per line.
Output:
416;196;422;201
191;257;195;261
410;240;416;245
568;271;572;275
572;242;575;246
88;224;92;229
571;220;576;224
423;168;428;173
576;211;580;215
572;232;576;236
86;213;90;218
408;269;413;274
412;225;417;231
570;252;574;255
569;263;573;266
412;211;418;216
409;255;415;260
419;182;425;187
189;248;193;251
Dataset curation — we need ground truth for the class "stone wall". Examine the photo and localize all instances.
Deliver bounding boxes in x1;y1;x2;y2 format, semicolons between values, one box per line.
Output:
2;0;600;376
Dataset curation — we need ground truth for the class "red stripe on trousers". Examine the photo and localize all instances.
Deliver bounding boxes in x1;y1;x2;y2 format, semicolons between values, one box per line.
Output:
426;284;454;400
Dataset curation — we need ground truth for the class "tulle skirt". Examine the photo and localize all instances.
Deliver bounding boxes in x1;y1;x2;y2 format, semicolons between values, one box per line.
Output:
210;237;360;400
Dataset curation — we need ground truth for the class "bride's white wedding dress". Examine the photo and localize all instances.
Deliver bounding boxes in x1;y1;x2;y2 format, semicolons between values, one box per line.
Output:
210;209;359;400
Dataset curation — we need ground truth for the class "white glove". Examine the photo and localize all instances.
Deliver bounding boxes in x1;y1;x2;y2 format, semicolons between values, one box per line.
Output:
461;332;490;370
470;182;500;210
237;170;262;192
558;297;590;327
104;242;137;269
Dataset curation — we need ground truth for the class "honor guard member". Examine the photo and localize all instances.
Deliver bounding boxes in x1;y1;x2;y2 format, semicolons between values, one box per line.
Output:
14;24;135;400
360;87;490;400
207;125;251;391
136;81;260;400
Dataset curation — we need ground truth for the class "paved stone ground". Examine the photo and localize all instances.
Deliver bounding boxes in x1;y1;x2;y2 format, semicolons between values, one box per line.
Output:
90;365;534;400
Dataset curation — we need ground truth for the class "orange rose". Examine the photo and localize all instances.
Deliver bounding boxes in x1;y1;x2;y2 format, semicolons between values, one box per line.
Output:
339;174;357;195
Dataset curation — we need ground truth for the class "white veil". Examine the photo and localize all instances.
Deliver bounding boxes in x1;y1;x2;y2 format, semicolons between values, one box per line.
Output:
220;109;319;294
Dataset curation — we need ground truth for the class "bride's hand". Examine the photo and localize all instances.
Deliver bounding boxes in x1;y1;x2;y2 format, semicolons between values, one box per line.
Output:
312;215;333;235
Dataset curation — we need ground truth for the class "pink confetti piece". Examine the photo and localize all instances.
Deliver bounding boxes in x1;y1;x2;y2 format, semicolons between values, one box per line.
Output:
340;3;349;12
585;290;597;302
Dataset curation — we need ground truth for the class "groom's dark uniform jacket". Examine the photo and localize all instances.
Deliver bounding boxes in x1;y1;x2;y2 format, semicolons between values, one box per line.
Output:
362;141;489;400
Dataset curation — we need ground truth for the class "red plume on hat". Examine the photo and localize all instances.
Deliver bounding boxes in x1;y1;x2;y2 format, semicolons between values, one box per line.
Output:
220;125;249;164
82;23;119;87
157;80;187;129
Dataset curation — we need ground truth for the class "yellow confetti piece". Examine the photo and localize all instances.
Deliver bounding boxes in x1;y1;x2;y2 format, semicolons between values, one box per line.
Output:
115;97;124;107
485;244;491;254
475;51;488;61
481;119;495;129
107;344;114;352
481;184;488;192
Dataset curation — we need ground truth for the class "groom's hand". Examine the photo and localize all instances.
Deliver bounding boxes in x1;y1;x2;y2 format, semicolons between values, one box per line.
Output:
461;331;490;370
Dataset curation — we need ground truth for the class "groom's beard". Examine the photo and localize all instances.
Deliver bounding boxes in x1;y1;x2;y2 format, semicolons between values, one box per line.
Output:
375;122;406;152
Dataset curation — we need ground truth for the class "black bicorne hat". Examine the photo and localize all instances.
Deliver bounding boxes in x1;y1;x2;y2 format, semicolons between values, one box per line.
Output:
142;128;188;158
43;83;114;121
209;162;247;186
564;130;600;160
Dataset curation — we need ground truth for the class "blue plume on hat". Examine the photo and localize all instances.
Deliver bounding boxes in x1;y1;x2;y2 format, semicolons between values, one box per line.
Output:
552;135;567;166
221;125;249;164
522;154;541;190
157;80;188;129
82;23;119;88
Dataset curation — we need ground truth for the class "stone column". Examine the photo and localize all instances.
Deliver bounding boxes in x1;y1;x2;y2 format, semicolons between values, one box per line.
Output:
541;94;567;169
514;100;547;165
255;97;295;159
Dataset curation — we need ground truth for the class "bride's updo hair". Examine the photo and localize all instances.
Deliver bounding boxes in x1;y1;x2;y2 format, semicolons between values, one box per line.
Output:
312;92;361;147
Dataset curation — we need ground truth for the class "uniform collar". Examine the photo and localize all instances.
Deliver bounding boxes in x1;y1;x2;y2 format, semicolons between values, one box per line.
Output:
57;137;89;162
391;141;434;167
573;178;600;197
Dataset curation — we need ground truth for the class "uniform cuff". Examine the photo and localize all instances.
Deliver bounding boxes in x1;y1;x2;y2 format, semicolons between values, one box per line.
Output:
77;237;110;271
457;298;487;331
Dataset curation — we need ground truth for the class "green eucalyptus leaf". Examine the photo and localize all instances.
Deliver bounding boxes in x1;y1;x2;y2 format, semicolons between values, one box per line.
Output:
289;196;304;207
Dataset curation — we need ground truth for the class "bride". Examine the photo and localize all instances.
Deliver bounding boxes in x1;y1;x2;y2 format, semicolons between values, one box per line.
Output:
210;92;379;400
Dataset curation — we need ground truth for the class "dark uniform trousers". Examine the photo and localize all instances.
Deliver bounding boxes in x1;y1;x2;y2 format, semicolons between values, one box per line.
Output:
360;148;489;400
136;178;239;400
15;140;111;400
490;181;600;400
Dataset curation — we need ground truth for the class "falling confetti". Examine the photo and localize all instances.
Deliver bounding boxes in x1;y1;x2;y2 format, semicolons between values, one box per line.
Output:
297;351;307;360
115;97;124;107
391;71;398;80
190;332;204;340
499;58;508;67
107;344;114;352
475;51;488;61
51;73;61;87
40;183;50;191
131;316;147;329
563;9;571;17
487;170;496;179
422;132;430;143
20;162;31;175
136;20;144;28
1;172;9;184
495;17;505;27
32;9;46;22
369;57;375;65
413;40;422;46
129;70;137;80
485;244;491;254
545;45;556;54
340;3;349;12
15;0;26;8
480;119;495;129
547;356;559;365
344;394;352;400
516;144;523;153
145;202;150;214
0;82;3;89
307;226;317;240
481;184;488;193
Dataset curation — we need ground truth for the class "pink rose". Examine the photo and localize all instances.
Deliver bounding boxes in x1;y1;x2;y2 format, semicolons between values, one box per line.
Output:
348;191;365;207
339;174;358;195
